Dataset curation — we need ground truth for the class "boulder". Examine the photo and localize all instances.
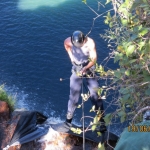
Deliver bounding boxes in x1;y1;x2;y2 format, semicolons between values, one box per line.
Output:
0;100;10;150
0;108;118;150
0;100;10;121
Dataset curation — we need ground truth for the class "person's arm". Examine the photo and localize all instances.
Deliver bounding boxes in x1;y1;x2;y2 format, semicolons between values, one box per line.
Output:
64;37;74;62
81;38;97;73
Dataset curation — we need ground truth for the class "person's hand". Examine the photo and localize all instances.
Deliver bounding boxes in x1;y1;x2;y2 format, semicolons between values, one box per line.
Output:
80;66;87;75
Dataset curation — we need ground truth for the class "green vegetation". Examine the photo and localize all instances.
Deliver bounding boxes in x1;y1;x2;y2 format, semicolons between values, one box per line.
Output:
0;85;15;111
100;0;150;125
82;0;150;126
76;0;150;149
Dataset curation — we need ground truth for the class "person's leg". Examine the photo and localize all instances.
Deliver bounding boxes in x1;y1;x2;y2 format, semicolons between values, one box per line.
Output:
86;76;106;132
86;77;103;110
66;73;82;123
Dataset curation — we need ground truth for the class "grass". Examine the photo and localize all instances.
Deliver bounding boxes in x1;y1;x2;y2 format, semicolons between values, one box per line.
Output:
0;85;15;112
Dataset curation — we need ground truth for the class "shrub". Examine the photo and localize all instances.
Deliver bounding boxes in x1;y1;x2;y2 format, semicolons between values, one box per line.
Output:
0;85;15;112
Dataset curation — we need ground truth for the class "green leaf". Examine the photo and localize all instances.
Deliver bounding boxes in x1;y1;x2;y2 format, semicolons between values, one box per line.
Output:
93;115;98;124
125;0;130;5
120;98;125;105
118;110;125;116
99;65;104;72
125;42;132;47
133;26;139;33
144;41;150;53
82;0;86;4
114;70;122;78
109;22;113;28
138;25;143;30
129;59;137;63
119;3;127;11
104;113;112;125
91;124;97;131
97;88;103;96
118;110;126;123
121;114;126;123
70;127;82;134
125;69;130;76
122;94;130;101
119;88;129;94
120;68;125;73
90;105;95;112
139;41;145;50
130;34;138;41
118;5;128;17
114;52;124;63
104;19;109;24
113;78;119;83
131;0;142;10
145;88;150;96
77;104;81;108
118;110;127;122
139;4;148;7
98;143;105;150
107;12;111;20
143;73;150;81
92;116;99;131
126;45;135;57
139;28;149;36
121;18;128;26
104;12;112;25
97;132;102;137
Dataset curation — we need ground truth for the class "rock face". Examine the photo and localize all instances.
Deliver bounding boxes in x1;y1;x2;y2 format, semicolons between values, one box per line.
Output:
37;127;98;150
0;101;10;121
0;100;10;149
0;103;117;150
0;108;98;150
0;108;38;150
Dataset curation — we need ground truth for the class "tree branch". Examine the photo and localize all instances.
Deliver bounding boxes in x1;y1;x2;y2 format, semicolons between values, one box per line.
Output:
132;106;150;124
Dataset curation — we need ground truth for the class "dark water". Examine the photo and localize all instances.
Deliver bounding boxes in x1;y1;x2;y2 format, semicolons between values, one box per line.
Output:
0;0;123;132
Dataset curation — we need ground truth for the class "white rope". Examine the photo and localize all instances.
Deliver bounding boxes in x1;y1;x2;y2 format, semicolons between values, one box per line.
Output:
81;75;85;150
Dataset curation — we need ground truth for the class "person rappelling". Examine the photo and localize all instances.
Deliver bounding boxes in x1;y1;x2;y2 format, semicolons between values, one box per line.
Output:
64;30;107;132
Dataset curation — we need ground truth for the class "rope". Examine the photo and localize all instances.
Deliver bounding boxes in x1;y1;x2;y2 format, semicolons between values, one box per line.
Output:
81;75;85;150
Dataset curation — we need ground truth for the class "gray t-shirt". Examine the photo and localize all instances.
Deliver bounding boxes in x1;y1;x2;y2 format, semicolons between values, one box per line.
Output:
71;41;90;65
71;39;95;73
